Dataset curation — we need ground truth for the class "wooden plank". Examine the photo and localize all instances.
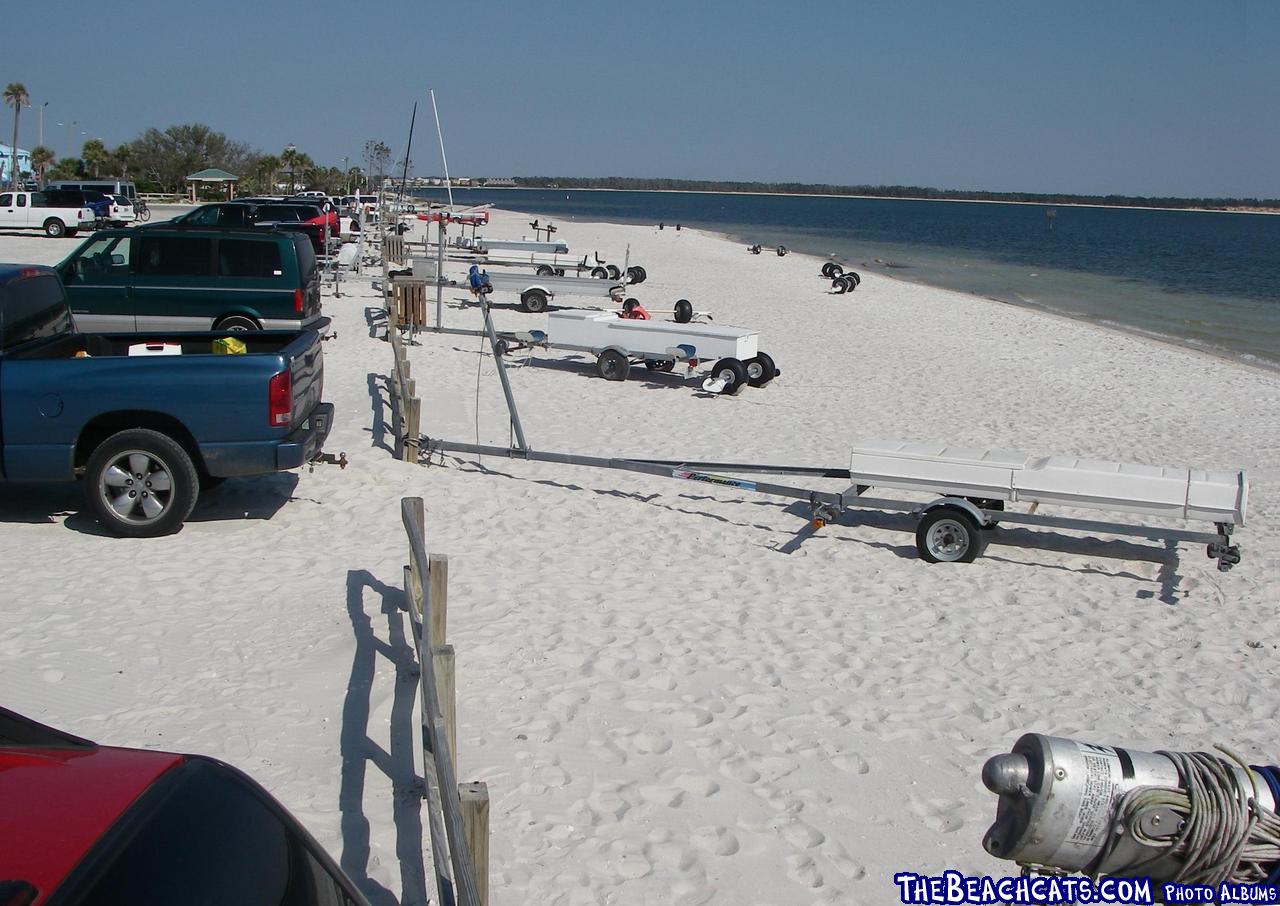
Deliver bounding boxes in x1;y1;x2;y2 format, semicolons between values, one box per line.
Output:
428;553;448;646
407;498;425;607
459;783;490;906
433;644;457;775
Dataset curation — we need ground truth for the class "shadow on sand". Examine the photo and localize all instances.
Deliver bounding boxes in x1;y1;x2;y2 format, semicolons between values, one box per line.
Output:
339;569;428;906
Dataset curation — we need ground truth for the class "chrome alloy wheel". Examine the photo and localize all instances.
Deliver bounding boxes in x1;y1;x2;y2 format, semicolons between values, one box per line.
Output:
99;450;175;524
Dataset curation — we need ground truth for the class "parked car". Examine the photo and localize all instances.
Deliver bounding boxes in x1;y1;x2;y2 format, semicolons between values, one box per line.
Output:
0;263;333;536
278;201;342;245
174;202;336;254
0;191;96;238
105;194;136;227
56;225;324;334
0;707;370;905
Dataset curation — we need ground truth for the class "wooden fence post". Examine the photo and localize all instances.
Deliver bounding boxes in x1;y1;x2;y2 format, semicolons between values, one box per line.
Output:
407;498;424;605
460;783;490;906
428;553;448;647
433;644;456;774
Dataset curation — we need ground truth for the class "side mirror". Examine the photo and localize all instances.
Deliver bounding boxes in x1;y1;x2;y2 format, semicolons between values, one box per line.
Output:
111;254;125;266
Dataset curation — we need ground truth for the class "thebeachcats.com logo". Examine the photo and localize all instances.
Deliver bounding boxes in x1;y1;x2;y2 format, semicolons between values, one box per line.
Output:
893;872;1279;904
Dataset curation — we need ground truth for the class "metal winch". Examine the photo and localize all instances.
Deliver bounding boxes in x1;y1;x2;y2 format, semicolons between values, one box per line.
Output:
982;733;1279;879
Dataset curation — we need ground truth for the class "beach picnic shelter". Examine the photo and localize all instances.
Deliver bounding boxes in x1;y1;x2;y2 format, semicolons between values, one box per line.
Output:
186;167;239;201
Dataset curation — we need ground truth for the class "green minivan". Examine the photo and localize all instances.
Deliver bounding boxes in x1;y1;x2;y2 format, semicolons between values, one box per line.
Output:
56;226;323;332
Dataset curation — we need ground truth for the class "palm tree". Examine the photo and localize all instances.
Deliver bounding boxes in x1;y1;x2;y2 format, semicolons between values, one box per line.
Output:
3;82;29;190
81;138;109;178
279;146;303;195
255;154;279;194
29;145;54;184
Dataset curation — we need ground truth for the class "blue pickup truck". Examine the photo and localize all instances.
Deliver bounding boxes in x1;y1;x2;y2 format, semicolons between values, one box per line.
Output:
0;263;334;537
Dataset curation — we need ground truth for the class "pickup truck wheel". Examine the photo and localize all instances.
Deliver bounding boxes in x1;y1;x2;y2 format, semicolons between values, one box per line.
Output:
86;429;199;537
214;315;261;331
44;218;67;238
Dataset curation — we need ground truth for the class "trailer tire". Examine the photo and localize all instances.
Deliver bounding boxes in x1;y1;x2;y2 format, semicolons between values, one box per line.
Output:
494;339;510;357
644;358;675;372
832;277;848;294
597;349;629;381
916;507;985;563
846;271;861;288
623;298;641;314
825;263;844;278
744;352;777;387
777;245;788;256
606;264;621;280
710;357;748;395
520;289;549;313
536;265;555;276
555;268;565;277
635;266;647;283
674;299;694;324
591;266;608;279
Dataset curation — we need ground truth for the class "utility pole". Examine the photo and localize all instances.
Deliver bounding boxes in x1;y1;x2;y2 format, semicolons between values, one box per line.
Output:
37;101;47;148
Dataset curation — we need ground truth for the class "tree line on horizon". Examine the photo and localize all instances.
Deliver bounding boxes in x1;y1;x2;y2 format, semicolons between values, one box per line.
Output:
507;176;1280;211
4;83;394;197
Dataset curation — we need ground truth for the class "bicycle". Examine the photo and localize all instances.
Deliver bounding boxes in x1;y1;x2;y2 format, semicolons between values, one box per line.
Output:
133;198;151;222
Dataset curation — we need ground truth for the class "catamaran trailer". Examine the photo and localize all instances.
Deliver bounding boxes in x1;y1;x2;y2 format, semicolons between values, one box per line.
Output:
421;438;1245;569
493;307;778;393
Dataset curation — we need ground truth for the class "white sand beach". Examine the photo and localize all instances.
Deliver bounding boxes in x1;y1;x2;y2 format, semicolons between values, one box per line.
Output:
0;208;1277;905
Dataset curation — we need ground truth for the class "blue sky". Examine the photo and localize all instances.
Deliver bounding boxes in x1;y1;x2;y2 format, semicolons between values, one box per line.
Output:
6;0;1277;197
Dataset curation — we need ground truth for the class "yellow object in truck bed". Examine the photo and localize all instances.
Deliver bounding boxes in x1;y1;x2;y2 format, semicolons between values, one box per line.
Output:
213;336;247;355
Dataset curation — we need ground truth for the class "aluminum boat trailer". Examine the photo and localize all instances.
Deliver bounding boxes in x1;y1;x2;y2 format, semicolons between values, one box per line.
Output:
419;438;1243;569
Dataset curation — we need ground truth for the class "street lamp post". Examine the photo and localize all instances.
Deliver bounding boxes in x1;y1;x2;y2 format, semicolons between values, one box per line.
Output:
37;101;47;148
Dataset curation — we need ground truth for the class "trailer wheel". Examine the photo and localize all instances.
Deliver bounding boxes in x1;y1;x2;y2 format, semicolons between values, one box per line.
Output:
597;349;629;381
776;246;788;256
846;271;861;288
622;298;641;313
635;266;647;283
606;264;621;280
536;265;555;276
832;277;848;294
644;358;675;372
710;357;748;395
674;299;694;324
494;339;510;357
555;268;565;277
824;263;844;278
591;266;608;279
744;351;777;387
520;289;549;313
916;507;985;563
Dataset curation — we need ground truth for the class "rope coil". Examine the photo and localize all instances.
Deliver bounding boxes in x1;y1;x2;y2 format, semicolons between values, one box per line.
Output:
1090;747;1280;886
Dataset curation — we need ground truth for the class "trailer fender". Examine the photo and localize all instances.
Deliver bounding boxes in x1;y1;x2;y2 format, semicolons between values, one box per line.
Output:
919;497;990;527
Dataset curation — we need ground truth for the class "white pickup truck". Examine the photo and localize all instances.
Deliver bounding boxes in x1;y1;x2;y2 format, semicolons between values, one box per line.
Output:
0;190;96;238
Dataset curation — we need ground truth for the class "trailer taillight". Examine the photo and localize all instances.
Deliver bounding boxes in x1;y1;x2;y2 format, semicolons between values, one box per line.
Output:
294;288;304;313
268;370;292;426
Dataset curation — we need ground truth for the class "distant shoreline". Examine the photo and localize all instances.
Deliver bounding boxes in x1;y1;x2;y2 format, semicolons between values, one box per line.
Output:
411;185;1280;216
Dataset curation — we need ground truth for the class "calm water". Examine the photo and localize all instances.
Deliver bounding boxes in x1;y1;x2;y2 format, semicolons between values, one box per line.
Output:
413;188;1280;368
